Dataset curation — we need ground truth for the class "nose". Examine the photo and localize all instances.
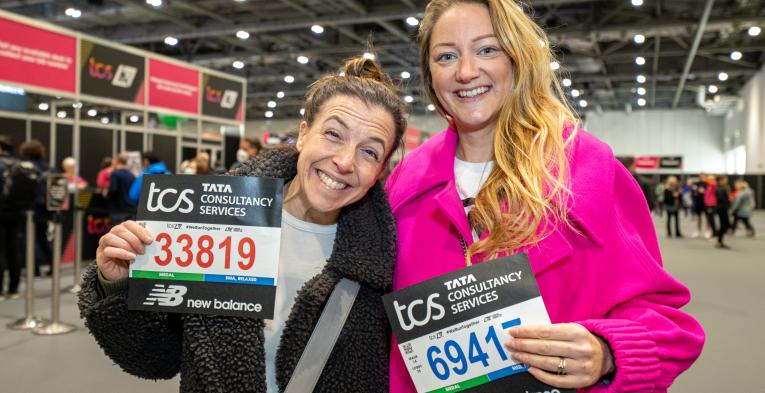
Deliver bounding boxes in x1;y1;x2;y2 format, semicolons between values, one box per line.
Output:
456;56;479;83
332;144;355;174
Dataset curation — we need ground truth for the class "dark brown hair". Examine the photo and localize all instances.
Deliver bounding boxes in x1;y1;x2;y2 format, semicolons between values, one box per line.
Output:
20;139;45;161
303;54;408;161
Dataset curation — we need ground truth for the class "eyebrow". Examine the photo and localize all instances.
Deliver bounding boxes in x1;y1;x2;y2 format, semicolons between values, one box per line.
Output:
324;115;388;150
431;34;498;49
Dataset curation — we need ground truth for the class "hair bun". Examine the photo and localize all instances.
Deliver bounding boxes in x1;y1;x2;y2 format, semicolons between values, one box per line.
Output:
340;55;394;86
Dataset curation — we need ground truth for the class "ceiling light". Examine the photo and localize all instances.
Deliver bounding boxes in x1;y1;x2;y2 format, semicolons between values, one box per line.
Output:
635;56;646;66
404;95;414;103
637;87;647;95
718;72;729;81
427;104;436;111
146;0;163;7
232;60;245;69
164;36;178;46
65;8;82;18
236;30;250;40
100;117;109;124
129;115;140;123
708;84;718;94
637;98;646;107
550;61;560;71
730;51;742;61
72;102;82;109
363;52;375;60
299;108;305;116
562;78;572;87
38;103;49;111
297;55;309;64
634;34;645;44
267;100;277;108
636;74;646;83
714;95;721;103
400;71;411;79
748;26;761;36
87;109;97;117
284;75;295;83
578;99;588;108
276;91;285;99
265;111;274;118
56;111;66;119
631;0;643;6
406;17;419;27
311;25;324;34
571;89;580;98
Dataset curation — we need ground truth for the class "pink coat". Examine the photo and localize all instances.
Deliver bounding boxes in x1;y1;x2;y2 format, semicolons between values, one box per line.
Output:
384;126;705;393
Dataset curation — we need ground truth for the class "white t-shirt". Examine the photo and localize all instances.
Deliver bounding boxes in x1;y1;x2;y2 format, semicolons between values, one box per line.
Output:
264;209;337;393
454;157;494;241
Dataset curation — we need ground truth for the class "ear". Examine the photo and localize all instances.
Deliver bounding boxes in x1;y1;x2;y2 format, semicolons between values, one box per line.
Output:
297;121;309;152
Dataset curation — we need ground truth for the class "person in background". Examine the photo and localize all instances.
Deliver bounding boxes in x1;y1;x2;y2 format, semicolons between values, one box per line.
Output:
731;180;756;238
241;137;262;159
128;151;171;205
62;156;88;192
681;178;693;217
654;179;665;216
107;153;136;211
386;1;704;391
714;175;731;249
663;176;683;238
229;148;251;172
96;156;113;196
704;175;718;240
0;135;22;299
195;152;211;175
692;173;708;238
19;140;51;276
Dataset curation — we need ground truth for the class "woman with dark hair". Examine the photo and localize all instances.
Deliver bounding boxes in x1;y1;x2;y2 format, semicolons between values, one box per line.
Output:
79;54;407;392
19;140;52;277
386;1;704;391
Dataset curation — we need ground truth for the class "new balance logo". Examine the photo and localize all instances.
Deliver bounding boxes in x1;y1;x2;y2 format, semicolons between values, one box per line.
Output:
143;284;187;306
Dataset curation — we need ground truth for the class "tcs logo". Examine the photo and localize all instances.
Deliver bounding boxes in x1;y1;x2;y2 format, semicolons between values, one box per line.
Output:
146;182;195;213
393;294;446;331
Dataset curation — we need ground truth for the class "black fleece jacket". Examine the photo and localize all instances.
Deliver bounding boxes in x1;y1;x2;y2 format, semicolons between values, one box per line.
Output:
78;146;397;393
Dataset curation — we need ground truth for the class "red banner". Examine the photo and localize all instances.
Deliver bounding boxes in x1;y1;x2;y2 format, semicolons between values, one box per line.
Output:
634;156;660;169
405;127;422;150
0;16;76;93
148;58;200;114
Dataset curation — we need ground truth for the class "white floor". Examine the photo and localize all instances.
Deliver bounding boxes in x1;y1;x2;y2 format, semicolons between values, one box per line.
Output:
0;212;762;392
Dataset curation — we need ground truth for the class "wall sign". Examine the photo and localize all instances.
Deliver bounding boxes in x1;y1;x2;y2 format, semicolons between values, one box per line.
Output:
80;40;145;103
202;73;244;121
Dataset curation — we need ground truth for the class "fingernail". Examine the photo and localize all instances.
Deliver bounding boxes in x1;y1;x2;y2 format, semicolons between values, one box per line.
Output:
505;339;515;349
508;327;518;336
144;236;152;243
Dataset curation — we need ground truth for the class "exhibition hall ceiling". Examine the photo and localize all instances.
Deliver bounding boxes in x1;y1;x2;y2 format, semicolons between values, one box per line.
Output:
2;0;764;118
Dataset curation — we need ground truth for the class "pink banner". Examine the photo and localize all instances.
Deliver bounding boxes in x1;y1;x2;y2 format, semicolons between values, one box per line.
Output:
405;127;422;150
0;16;76;93
148;58;199;114
634;156;660;169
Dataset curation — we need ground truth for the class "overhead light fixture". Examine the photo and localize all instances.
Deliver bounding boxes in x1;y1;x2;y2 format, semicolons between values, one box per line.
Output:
232;60;245;69
637;87;647;95
129;115;140;123
164;36;178;46
297;55;309;64
284;75;295;83
276;91;285;99
718;72;729;81
56;111;66;118
265;111;274;118
631;0;643;6
65;8;82;18
267;100;277;108
571;89;580;98
637;98;647;107
38;103;49;111
311;25;324;34
578;99;588;108
730;51;743;61
427;104;436;111
562;78;572;87
406;17;419;27
748;26;761;36
708;84;718;94
236;30;250;40
87;109;97;117
633;34;645;44
72;102;82;109
635;56;646;66
714;95;721;103
363;52;376;60
146;0;163;7
400;71;411;79
404;95;414;103
299;108;305;116
550;61;560;71
100;117;109;124
636;74;646;83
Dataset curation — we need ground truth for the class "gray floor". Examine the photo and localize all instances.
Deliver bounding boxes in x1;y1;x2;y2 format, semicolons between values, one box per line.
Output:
1;213;762;392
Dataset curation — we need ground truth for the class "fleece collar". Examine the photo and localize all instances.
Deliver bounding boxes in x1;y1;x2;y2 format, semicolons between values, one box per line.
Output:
233;146;396;291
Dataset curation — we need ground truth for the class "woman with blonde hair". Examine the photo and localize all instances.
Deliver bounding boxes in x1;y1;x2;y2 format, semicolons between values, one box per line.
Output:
385;0;704;391
663;176;683;238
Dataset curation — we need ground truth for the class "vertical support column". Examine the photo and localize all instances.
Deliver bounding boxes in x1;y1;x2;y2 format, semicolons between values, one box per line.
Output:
7;211;49;330
70;104;82;292
49;103;57;169
33;214;77;335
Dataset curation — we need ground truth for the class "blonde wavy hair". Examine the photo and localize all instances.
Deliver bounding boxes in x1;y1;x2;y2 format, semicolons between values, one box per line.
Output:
418;0;578;263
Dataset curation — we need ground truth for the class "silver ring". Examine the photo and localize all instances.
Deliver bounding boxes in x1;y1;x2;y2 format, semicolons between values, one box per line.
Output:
556;357;567;375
